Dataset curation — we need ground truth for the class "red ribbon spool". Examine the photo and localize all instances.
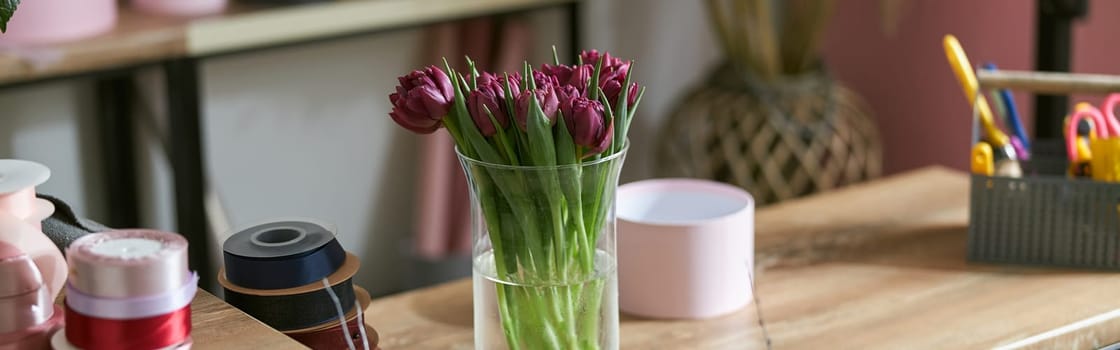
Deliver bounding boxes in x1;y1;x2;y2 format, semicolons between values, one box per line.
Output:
285;317;379;350
64;303;191;350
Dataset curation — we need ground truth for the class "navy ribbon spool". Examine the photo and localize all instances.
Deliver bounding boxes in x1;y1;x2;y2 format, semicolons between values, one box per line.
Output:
223;220;346;290
222;278;356;331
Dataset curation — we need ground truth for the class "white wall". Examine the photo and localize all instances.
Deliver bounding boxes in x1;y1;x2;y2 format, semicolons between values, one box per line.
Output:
0;0;720;295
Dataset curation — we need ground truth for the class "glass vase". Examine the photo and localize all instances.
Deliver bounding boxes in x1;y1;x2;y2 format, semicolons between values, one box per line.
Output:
460;148;626;350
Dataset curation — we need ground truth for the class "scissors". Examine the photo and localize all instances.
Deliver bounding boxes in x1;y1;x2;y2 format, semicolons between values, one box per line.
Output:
943;35;1021;177
1066;104;1106;176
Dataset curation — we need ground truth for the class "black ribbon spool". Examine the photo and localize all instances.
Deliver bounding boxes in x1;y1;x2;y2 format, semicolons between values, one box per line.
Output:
223;278;356;331
220;252;362;332
223;220;346;290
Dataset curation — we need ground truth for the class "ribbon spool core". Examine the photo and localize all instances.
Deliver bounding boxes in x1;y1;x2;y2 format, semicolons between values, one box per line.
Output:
251;227;306;247
89;239;163;259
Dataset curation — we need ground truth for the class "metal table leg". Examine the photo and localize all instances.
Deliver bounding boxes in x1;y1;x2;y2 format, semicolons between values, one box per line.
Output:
1033;0;1088;138
95;76;140;228
567;0;582;60
164;58;213;292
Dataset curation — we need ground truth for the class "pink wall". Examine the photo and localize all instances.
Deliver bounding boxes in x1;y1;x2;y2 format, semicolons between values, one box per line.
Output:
822;0;1120;174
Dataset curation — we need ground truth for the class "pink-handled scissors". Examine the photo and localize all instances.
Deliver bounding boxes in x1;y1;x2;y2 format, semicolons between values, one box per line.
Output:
1067;104;1108;163
1103;93;1120;136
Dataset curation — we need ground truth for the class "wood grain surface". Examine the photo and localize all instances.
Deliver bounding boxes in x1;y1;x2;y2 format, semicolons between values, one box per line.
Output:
363;167;1120;349
190;290;306;349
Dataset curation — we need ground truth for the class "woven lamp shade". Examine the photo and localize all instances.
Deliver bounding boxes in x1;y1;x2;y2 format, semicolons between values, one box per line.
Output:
658;64;882;205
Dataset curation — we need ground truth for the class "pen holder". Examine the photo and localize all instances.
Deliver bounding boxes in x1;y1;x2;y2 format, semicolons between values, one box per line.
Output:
967;69;1120;270
1090;138;1120;182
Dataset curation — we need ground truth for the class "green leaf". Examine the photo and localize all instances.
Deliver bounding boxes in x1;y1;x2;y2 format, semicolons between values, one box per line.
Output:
554;114;577;165
526;88;556;166
1;0;19;33
466;56;479;90
613;61;634;153
588;56;604;100
552;45;562;66
596;87;619;154
444;61;505;164
484;104;520;166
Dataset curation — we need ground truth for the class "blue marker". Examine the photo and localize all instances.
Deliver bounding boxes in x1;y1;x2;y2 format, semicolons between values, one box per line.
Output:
983;63;1030;158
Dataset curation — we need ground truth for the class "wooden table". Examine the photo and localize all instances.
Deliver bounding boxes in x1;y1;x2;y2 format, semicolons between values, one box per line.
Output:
363;167;1120;349
190;290;305;349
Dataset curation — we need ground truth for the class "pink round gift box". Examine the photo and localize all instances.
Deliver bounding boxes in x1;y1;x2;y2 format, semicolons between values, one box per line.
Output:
0;0;117;46
617;178;754;319
132;0;228;17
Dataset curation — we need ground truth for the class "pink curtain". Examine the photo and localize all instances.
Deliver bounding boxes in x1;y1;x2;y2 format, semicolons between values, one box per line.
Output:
414;17;532;260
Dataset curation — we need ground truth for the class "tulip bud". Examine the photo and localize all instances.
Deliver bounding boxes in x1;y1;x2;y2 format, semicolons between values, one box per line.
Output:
556;85;581;120
500;72;523;101
541;63;593;92
467;73;510;137
602;81;639;109
564;97;613;156
387;66;454;134
515;85;560;131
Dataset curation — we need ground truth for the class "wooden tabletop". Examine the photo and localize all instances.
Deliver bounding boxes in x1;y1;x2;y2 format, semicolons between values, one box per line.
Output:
0;0;573;85
190;290;306;349
363;167;1120;349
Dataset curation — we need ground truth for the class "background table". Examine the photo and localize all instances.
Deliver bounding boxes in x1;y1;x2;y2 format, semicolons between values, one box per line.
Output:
0;0;581;291
362;167;1120;349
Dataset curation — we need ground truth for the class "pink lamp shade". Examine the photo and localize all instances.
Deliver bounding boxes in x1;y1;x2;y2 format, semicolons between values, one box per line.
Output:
0;0;117;46
617;179;755;319
132;0;228;17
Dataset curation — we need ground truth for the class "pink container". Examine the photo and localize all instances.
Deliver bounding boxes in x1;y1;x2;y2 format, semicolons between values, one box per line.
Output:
132;0;228;17
617;179;755;319
0;0;117;46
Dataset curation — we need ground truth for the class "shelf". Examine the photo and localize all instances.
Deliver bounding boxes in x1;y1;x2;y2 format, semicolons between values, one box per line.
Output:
0;0;574;86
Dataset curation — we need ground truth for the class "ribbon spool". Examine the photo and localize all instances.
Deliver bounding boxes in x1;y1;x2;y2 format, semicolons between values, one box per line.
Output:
284;286;379;350
0;241;63;350
50;332;192;350
67;230;191;298
0;160;49;224
63;230;195;350
220;252;361;331
285;318;379;350
223;220;346;290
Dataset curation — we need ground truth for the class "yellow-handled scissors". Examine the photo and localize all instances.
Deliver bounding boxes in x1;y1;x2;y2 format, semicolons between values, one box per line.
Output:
943;35;1011;148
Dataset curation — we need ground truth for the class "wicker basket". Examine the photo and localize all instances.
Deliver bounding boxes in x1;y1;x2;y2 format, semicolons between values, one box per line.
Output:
658;63;882;205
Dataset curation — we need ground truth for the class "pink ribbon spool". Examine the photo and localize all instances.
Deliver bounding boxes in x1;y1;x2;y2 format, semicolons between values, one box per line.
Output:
0;214;66;303
67;230;191;298
0;242;64;350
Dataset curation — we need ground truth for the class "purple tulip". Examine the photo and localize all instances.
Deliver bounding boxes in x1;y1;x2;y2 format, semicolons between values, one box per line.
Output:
602;81;639;109
556;85;581;119
499;72;523;101
541;63;593;92
388;66;455;134
540;64;573;85
531;70;560;91
580;50;623;71
467;73;510;136
515;85;560;131
564;97;613;156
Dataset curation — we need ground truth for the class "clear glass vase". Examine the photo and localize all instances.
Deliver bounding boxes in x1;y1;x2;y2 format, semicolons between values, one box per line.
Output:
459;148;626;350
